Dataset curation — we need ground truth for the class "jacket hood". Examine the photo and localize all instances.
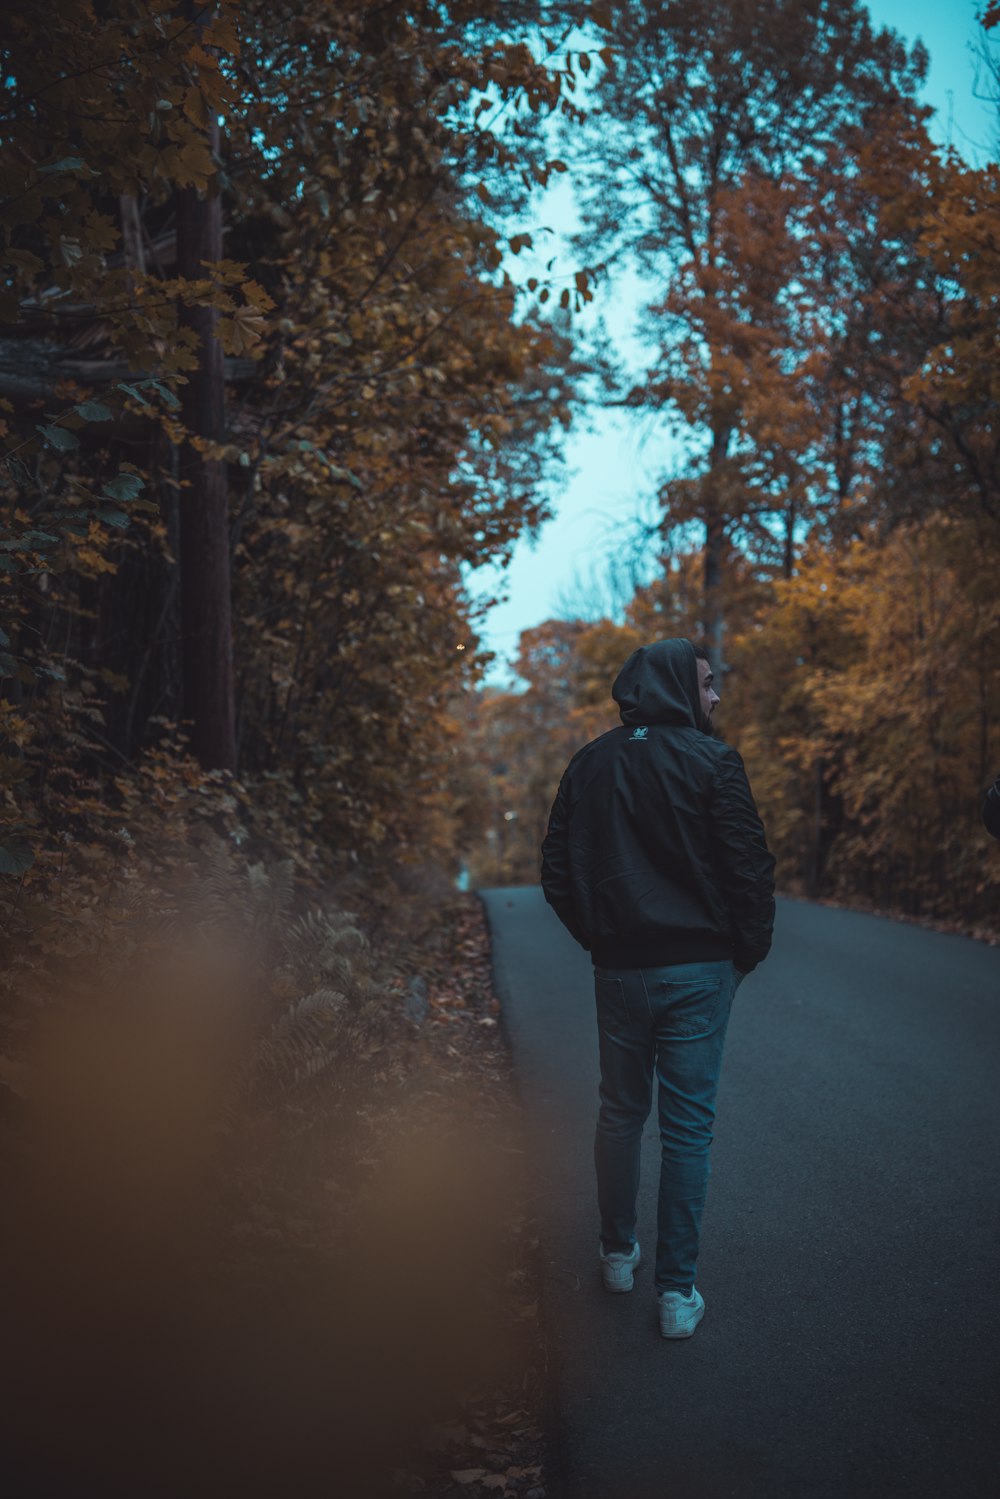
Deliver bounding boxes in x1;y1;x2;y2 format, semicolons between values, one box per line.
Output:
612;637;701;728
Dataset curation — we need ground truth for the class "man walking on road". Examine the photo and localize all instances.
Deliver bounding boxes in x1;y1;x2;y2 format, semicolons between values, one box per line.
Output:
540;638;775;1339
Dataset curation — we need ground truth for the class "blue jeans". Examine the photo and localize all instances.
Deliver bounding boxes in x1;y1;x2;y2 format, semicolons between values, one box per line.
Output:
593;960;738;1293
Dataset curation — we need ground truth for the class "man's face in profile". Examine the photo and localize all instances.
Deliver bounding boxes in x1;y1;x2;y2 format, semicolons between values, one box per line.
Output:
698;657;720;733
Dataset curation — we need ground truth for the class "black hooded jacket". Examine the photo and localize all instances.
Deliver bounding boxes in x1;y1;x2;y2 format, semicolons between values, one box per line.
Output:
540;638;776;973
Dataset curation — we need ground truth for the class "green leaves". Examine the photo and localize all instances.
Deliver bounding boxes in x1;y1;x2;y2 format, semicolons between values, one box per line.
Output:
0;841;34;876
326;464;363;489
151;381;181;409
0;650;35;683
37;424;79;452
101;472;145;504
0;532;59;551
117;383;153;407
38;157;88;175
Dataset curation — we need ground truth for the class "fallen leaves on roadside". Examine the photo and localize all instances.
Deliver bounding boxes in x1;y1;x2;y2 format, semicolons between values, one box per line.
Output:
422;1425;469;1452
400;897;547;1498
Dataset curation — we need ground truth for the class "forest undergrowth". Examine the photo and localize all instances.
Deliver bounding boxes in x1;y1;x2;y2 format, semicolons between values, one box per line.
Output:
0;778;548;1499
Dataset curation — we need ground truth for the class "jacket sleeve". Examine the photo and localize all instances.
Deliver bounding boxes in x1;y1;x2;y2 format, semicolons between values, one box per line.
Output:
983;774;1000;840
708;748;776;974
540;774;588;948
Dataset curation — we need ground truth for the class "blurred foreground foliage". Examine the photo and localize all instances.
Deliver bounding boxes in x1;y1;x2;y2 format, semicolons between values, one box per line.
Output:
0;5;572;1490
1;824;535;1494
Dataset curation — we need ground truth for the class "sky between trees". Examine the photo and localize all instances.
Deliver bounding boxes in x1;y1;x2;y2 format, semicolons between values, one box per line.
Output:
472;0;998;686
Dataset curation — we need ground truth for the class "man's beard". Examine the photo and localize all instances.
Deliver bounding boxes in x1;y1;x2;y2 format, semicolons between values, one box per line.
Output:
701;710;716;736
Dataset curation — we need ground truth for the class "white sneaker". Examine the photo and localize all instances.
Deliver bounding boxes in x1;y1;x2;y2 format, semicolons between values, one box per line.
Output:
599;1240;641;1292
658;1286;705;1338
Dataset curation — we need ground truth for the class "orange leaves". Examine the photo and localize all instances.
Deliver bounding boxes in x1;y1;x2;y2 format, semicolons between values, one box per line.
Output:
170;267;275;358
183;42;222;72
0;0;245;399
0;0;577;885
905;159;1000;410
720;515;1000;924
200;7;241;60
216;305;268;356
181;82;212;130
857;140;1000;520
157;135;217;192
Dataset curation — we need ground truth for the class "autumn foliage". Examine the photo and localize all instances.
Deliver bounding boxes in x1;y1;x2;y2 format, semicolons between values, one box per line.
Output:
471;3;1000;935
0;10;574;1483
0;2;577;906
2;0;994;965
1;2;998;1491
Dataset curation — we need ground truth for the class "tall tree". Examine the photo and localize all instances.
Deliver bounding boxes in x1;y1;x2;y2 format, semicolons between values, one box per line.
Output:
175;9;236;770
0;1;251;743
570;0;926;669
1;0;575;873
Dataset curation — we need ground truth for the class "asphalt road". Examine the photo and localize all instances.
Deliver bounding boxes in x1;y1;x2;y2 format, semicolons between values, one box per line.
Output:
480;889;1000;1499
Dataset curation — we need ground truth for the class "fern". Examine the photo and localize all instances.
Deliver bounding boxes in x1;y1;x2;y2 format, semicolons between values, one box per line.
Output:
257;986;348;1090
284;907;367;980
246;858;295;931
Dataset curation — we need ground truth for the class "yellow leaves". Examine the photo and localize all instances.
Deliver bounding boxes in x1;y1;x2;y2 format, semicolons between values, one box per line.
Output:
721;513;1000;917
0;0;576;886
181;87;211;132
73;545;118;575
184;43;219;71
68;520;126;576
4;248;44;277
216;306;267;356
172;267;273;355
188;437;230;461
157;135;216;191
82;209;119;253
241;278;276;313
0;703;32;743
203;8;241;59
900;157;1000;418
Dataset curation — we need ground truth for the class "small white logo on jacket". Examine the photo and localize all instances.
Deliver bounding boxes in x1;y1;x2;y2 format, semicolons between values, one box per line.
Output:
629;726;648;740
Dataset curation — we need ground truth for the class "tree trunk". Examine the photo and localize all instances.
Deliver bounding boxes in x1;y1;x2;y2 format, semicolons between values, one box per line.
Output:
783;497;796;579
175;113;237;772
702;513;725;676
810;754;824;896
701;422;731;676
